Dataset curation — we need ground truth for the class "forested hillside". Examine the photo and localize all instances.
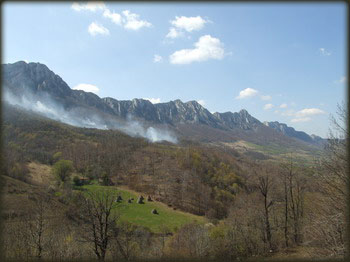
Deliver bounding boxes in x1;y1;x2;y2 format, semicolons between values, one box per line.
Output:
1;103;347;261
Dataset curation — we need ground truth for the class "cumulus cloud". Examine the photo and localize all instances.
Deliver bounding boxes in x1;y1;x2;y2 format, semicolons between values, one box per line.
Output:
103;9;122;25
295;108;325;117
143;98;161;104
122;10;152;30
170;16;208;32
280;109;295;117
319;48;331;56
261;95;271;101
166;27;184;39
88;22;110;36
169;35;225;64
263;103;274;110
153;54;163;63
291;117;312;123
197;100;206;106
286;108;325;123
235;88;258;99
72;3;152;32
71;2;106;12
72;83;100;94
280;103;288;108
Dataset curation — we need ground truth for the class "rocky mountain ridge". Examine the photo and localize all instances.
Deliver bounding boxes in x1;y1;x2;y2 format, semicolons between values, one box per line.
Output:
263;121;325;146
2;61;324;146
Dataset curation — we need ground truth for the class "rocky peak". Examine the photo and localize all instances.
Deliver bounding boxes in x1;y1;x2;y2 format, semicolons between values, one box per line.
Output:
2;61;321;146
265;121;315;143
266;121;289;133
238;109;259;125
2;61;72;98
310;134;325;143
214;110;261;130
132;98;153;107
238;109;249;115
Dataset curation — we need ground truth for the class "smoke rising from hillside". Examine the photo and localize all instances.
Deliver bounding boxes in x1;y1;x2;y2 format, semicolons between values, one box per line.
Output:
3;89;177;143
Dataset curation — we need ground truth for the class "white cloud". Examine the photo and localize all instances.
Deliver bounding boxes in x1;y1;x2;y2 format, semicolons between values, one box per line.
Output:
72;4;152;32
71;2;106;12
88;22;109;36
288;108;324;124
153;54;163;63
291;117;312;123
197;100;206;106
103;9;122;25
88;22;110;36
319;48;331;56
295;108;325;117
235;88;258;99
261;95;272;101
144;98;161;104
169;35;225;65
170;16;208;32
335;76;347;84
281;109;295;116
166;27;184;39
263;103;274;110
122;10;152;30
73;83;100;94
280;103;288;108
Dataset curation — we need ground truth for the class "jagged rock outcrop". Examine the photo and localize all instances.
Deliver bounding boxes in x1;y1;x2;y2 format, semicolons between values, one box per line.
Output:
103;97;222;127
214;110;262;130
2;61;72;98
2;61;324;147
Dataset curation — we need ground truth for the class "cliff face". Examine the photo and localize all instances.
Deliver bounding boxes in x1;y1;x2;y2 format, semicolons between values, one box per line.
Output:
2;61;324;147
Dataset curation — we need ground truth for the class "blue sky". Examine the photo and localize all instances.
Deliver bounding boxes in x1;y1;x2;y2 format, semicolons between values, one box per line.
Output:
3;2;347;137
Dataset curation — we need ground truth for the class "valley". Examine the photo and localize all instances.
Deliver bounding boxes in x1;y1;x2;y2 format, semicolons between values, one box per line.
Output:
2;2;346;261
1;61;346;261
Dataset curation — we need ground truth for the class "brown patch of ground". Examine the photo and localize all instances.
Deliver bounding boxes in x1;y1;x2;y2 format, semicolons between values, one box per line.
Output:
27;162;53;186
217;140;255;153
267;246;330;260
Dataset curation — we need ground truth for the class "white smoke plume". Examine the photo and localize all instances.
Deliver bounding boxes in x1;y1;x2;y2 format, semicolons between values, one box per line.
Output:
120;115;177;143
3;89;177;143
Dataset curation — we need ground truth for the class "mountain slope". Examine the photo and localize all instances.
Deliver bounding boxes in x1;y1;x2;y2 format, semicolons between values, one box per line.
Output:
2;61;323;151
264;121;326;146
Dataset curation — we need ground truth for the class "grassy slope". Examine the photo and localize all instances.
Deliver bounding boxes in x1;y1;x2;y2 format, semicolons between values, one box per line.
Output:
222;140;323;165
82;184;206;233
19;161;206;233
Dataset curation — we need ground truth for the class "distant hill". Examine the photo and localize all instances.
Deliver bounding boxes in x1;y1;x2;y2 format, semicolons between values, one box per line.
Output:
2;61;324;152
264;121;326;146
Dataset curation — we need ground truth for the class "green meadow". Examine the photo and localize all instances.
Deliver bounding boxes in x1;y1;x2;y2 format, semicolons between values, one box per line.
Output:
81;185;206;233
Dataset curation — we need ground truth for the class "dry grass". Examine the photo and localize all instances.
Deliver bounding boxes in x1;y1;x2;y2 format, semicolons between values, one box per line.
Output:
267;246;330;260
27;162;53;186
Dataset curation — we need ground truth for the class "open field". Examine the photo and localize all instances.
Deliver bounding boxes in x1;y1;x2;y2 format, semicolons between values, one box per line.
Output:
220;140;323;165
81;184;207;233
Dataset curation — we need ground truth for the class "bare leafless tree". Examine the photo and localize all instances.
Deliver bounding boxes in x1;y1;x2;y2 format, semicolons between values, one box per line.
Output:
280;154;306;246
257;174;274;250
73;189;120;261
24;193;54;259
310;103;348;257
